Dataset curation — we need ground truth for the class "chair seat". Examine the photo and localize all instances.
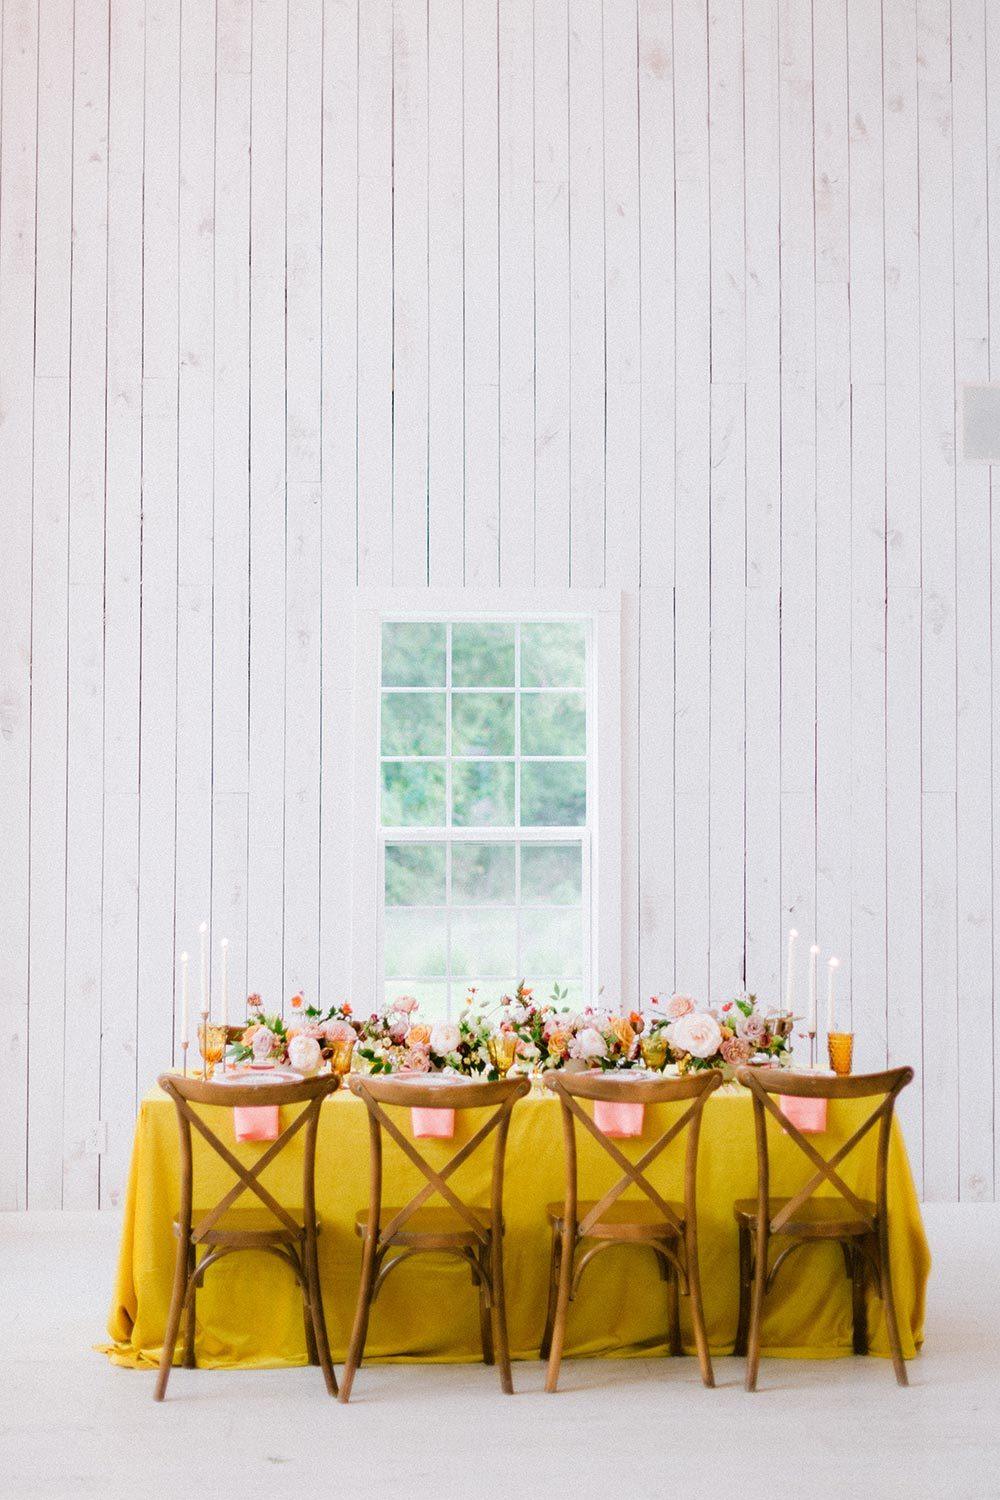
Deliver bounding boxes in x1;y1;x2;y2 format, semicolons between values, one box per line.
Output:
546;1198;684;1239
176;1206;312;1247
734;1196;877;1237
355;1204;491;1246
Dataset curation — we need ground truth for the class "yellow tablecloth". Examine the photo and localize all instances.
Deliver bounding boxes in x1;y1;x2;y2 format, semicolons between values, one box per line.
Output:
104;1085;929;1370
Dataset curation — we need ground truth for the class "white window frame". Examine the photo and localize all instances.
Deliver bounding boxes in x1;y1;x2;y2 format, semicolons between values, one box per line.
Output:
349;588;622;1016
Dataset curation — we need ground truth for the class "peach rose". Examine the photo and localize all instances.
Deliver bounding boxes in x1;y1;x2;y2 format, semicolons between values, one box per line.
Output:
405;1024;431;1047
610;1015;635;1051
666;994;696;1020
403;1044;431;1072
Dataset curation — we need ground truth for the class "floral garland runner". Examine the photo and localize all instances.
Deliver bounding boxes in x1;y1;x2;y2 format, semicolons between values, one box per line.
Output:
228;983;794;1081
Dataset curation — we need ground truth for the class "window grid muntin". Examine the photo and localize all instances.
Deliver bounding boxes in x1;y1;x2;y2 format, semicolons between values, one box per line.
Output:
379;618;591;1018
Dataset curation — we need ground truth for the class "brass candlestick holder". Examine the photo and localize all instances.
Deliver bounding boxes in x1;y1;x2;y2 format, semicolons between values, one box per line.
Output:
181;1038;189;1078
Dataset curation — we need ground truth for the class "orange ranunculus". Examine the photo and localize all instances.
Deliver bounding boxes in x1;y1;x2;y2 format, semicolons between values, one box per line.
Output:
405;1024;431;1047
629;1009;644;1033
342;1003;352;1015
291;992;304;1010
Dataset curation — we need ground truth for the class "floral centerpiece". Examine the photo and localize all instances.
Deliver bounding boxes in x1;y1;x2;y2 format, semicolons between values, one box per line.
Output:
230;992;356;1070
646;992;792;1076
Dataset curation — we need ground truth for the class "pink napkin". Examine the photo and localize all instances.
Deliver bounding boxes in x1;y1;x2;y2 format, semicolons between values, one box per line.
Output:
233;1105;280;1142
410;1107;455;1139
593;1100;645;1138
779;1094;828;1133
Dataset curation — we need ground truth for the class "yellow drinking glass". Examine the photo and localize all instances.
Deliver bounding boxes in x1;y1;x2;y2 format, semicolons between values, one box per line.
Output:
639;1033;669;1071
198;1022;227;1079
488;1031;519;1079
827;1031;854;1076
329;1037;356;1078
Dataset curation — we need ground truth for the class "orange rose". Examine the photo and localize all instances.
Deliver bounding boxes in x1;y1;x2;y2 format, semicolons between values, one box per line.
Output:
406;1024;431;1047
610;1015;635;1051
546;1029;569;1058
342;1003;352;1016
290;992;304;1010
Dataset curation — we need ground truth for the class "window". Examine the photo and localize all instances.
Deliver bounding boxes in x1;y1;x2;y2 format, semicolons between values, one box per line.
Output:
377;618;591;1018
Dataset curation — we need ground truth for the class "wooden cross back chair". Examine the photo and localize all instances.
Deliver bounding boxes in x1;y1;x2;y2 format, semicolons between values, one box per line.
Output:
340;1075;530;1402
541;1069;721;1392
733;1065;914;1390
154;1071;340;1401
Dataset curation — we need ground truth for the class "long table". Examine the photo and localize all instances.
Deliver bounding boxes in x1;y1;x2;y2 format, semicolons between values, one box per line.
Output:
104;1084;929;1371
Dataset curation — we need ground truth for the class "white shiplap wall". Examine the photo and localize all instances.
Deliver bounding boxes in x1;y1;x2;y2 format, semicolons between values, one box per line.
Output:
0;0;996;1208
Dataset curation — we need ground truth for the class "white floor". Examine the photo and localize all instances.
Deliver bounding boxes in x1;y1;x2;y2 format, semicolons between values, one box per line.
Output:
0;1204;997;1500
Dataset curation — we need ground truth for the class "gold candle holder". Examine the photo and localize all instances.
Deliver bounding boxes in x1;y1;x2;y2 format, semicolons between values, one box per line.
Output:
827;1031;854;1076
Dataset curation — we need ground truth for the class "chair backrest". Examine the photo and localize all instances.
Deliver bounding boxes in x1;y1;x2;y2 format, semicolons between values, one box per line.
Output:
158;1072;340;1243
735;1065;914;1232
349;1075;530;1246
544;1069;722;1237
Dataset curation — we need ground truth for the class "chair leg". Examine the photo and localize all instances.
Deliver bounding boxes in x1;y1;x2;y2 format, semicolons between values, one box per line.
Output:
183;1244;197;1369
877;1221;908;1387
734;1222;751;1358
685;1225;714;1388
667;1258;682;1358
545;1228;575;1394
744;1225;768;1392
475;1251;494;1366
850;1241;869;1356
154;1235;190;1402
304;1229;338;1397
339;1232;380;1404
539;1226;561;1361
489;1231;515;1395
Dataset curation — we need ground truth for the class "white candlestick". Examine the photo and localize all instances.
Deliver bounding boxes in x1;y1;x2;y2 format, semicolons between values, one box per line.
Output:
808;945;819;1035
827;956;840;1033
199;922;209;1019
180;951;189;1047
785;929;798;1014
220;938;229;1029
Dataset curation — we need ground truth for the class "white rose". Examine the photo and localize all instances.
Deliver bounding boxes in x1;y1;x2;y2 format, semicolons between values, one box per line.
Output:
571;1026;607;1061
430;1022;462;1056
668;1011;722;1060
287;1035;322;1076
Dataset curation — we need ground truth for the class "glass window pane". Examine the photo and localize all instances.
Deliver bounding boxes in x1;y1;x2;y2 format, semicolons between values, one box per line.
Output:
383;980;450;1018
520;692;586;756
452;623;515;686
451;842;516;903
452;761;515;826
385;843;447;905
520;621;586;688
520;761;586;826
452;692;515;756
520;909;583;976
524;978;584;1010
381;762;446;826
381;692;446;755
384;909;448;977
381;622;446;687
520;843;582;904
454;979;519;1008
450;908;518;974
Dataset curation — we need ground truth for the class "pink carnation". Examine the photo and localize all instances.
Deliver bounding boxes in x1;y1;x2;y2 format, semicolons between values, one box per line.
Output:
403;1043;431;1072
392;994;419;1014
721;1036;752;1065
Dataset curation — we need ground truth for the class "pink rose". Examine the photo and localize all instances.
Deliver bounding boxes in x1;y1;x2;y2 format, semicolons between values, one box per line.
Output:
403;1043;431;1072
668;1010;723;1060
389;1020;409;1045
325;1019;356;1044
392;994;419;1015
735;1011;766;1046
666;994;695;1020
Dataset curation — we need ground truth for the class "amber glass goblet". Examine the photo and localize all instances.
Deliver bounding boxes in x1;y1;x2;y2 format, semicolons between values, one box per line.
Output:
329;1037;356;1078
487;1031;519;1079
639;1034;669;1071
198;1022;227;1079
827;1031;854;1076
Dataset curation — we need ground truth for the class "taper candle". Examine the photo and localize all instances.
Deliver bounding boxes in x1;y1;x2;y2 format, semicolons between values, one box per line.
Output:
827;956;840;1033
808;945;819;1034
199;921;209;1019
785;929;798;1014
220;937;229;1029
